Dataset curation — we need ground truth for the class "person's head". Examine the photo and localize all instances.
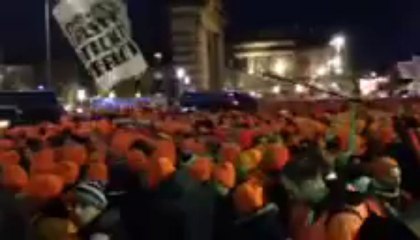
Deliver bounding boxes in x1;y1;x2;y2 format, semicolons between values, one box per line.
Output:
212;161;235;195
130;139;155;157
281;155;329;205
0;164;29;193
370;156;401;198
72;181;107;226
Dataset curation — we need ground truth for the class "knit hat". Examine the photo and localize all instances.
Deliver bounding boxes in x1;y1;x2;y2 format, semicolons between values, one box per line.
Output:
55;161;79;185
1;164;28;192
61;144;88;166
126;149;148;172
95;119;114;136
187;156;213;182
31;148;56;175
87;163;108;183
236;150;261;179
74;181;108;209
213;161;236;189
0;150;21;165
110;131;137;157
233;179;264;214
219;143;241;164
153;139;177;165
261;144;290;172
147;157;176;189
239;130;254;150
25;174;64;200
0;139;15;150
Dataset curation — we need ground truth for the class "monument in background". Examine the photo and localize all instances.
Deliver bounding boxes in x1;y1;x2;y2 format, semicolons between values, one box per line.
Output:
170;0;225;91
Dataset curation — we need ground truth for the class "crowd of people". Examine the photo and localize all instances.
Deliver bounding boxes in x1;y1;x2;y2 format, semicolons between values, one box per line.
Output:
0;103;419;240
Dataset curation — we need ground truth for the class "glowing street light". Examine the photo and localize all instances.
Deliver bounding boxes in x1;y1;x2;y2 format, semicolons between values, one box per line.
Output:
249;91;262;98
272;85;281;94
135;92;142;98
330;34;346;52
184;76;191;85
176;67;186;79
330;82;340;91
154;52;163;60
76;107;84;114
109;91;116;99
370;71;377;78
76;89;87;102
315;66;328;77
295;84;306;93
273;59;288;76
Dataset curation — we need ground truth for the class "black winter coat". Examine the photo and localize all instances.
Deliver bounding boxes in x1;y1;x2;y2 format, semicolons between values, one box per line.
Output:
120;174;186;240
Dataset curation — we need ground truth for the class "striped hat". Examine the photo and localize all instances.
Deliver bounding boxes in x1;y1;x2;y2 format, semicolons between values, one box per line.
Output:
74;181;108;209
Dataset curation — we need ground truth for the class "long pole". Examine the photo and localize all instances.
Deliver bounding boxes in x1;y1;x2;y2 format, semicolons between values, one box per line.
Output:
45;0;52;89
263;72;362;102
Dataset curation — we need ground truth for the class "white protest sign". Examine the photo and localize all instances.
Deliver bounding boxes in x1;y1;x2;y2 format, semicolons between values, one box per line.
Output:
53;0;147;91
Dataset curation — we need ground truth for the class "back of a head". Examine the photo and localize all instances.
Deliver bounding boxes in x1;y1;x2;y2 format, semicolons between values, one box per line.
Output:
283;153;325;186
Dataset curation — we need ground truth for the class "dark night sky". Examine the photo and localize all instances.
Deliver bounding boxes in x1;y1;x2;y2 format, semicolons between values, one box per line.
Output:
2;0;420;71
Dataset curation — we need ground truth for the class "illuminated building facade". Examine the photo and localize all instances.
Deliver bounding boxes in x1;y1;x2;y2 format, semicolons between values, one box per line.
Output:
228;31;354;97
170;0;225;91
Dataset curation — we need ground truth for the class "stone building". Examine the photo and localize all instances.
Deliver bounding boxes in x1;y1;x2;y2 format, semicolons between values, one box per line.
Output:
170;0;225;91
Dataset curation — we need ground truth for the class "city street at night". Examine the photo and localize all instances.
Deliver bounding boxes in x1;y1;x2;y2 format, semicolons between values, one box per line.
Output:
0;0;420;239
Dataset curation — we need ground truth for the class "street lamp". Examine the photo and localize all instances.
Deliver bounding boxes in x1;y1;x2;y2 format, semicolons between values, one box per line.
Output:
295;84;306;93
176;67;186;79
184;76;191;85
330;34;345;52
315;66;328;77
76;89;87;102
154;52;163;60
109;91;116;99
273;59;288;76
272;85;281;94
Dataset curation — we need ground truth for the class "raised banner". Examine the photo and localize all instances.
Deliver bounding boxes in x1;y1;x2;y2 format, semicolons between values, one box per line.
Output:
53;0;147;91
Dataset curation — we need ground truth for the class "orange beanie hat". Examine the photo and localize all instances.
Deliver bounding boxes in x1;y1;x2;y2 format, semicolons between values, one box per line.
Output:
126;149;148;172
0;139;15;150
239;130;254;150
233;179;264;214
379;127;397;145
262;144;290;172
89;150;106;163
213;161;236;189
147;157;176;189
187;157;213;182
153;139;177;165
55;161;79;185
95;119;114;136
220;143;241;164
25;174;64;200
87;163;108;182
0;150;21;165
31;148;56;175
111;131;137;157
1;164;28;192
61;145;88;166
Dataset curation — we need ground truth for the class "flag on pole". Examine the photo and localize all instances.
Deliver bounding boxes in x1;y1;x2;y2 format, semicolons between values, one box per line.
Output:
53;0;147;91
